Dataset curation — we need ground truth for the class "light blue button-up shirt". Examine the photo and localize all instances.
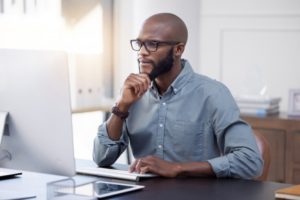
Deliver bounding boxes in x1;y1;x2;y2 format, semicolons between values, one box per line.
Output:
93;59;263;179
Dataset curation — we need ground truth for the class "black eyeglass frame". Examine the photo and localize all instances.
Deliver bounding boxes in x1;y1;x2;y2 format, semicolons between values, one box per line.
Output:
130;39;180;52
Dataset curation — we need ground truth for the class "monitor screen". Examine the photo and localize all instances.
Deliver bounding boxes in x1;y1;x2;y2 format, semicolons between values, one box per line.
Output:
0;49;75;176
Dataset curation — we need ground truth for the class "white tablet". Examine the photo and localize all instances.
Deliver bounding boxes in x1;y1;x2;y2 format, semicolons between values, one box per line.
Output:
57;180;144;199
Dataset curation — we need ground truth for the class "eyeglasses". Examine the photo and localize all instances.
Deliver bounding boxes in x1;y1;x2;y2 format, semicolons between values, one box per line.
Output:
130;39;180;52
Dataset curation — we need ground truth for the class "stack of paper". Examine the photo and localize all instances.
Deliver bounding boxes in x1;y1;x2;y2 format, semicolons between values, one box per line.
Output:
235;96;281;117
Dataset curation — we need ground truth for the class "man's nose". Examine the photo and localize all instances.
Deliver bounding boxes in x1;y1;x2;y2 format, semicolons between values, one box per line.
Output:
138;44;150;56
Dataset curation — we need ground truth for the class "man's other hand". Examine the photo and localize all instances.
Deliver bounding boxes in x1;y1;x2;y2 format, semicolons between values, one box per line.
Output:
129;155;182;178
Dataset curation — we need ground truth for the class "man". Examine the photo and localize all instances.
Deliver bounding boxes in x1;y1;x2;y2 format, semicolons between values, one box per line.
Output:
93;13;263;179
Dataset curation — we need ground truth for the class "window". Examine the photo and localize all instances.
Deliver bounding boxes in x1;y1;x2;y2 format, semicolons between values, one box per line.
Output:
0;0;118;162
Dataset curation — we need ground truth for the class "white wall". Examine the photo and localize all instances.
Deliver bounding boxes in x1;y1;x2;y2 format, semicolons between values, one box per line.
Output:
113;0;300;112
199;0;300;111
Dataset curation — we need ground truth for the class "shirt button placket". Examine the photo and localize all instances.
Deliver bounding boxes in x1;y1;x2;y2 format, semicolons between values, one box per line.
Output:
157;101;167;158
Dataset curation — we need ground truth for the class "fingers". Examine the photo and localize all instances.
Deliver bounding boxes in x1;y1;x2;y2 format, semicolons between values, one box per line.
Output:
130;156;155;174
129;159;138;173
140;166;151;174
130;158;144;173
133;74;151;93
130;156;178;177
118;73;151;107
125;73;151;96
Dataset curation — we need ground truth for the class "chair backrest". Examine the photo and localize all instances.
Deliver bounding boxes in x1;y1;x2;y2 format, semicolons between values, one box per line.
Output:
253;130;271;181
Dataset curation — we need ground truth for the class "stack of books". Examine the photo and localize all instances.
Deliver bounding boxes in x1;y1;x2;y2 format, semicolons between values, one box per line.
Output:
275;184;300;200
235;96;281;117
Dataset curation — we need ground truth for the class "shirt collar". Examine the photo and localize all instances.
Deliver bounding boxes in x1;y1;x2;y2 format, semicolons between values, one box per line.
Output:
150;59;194;96
170;59;194;94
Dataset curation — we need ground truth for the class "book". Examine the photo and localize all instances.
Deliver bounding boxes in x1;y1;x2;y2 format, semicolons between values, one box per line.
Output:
275;184;300;200
235;96;281;105
237;102;279;110
239;107;279;117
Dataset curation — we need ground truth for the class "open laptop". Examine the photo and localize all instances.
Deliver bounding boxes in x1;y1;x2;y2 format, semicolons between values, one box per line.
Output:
0;168;22;179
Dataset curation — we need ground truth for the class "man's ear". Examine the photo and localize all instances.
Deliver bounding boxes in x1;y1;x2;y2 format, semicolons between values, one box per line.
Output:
174;43;185;56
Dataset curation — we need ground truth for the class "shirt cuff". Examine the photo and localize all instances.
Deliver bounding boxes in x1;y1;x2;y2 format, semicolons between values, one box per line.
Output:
207;156;231;178
98;122;124;144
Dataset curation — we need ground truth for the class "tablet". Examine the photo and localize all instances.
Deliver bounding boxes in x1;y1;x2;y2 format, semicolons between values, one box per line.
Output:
57;180;144;199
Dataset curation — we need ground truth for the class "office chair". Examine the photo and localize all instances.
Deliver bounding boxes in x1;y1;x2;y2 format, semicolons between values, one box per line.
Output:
253;130;271;181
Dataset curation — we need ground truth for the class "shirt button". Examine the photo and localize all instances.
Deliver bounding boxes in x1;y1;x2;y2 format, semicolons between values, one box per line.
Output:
162;102;166;106
158;145;162;149
159;124;163;127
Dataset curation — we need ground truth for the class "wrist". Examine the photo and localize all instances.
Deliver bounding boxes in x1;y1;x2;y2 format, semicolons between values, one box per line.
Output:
115;101;130;112
174;163;184;177
111;106;129;120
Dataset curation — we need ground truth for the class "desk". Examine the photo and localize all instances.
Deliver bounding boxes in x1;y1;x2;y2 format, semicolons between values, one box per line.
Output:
111;177;290;200
0;170;291;200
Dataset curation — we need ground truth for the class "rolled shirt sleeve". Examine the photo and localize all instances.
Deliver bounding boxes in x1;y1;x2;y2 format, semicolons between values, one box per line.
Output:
207;85;263;179
93;122;129;167
207;122;264;179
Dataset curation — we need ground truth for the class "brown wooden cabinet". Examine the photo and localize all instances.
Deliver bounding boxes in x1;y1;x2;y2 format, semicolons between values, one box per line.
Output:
242;114;300;184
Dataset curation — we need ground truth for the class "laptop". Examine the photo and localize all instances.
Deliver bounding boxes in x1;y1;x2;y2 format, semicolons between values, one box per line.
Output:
0;168;22;179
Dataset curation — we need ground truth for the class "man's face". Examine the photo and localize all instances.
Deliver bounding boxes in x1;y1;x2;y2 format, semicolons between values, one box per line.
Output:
138;47;174;79
136;20;177;78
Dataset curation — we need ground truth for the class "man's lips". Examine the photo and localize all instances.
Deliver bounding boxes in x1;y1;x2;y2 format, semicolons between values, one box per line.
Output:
139;62;152;67
138;59;153;64
139;62;153;69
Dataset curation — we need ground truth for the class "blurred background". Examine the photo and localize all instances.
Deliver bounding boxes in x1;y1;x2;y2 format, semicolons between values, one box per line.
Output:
1;0;299;164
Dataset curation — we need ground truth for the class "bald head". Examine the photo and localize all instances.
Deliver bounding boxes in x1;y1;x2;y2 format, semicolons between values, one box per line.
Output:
139;13;188;44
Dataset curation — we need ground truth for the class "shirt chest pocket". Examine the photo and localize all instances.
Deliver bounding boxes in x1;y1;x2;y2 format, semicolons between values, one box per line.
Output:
169;120;204;160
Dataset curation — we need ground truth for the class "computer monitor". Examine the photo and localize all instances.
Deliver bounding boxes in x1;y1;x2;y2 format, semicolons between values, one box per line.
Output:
0;49;75;177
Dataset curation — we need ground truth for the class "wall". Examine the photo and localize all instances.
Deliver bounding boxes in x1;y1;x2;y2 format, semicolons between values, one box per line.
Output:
199;0;300;111
113;0;300;112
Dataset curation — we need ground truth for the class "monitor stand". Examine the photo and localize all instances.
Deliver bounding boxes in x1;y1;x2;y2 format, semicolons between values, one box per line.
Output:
0;111;8;141
0;112;22;179
0;111;11;163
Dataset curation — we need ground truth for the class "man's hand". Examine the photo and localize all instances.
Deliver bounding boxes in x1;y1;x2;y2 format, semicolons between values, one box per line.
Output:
106;73;150;141
129;156;182;178
117;73;151;110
